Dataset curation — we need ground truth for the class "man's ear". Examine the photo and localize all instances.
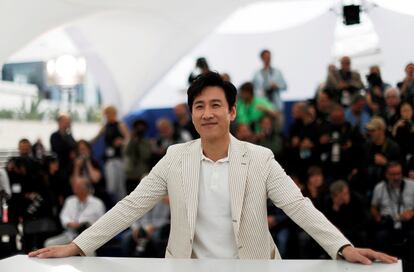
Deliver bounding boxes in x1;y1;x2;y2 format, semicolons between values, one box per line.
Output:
230;105;237;121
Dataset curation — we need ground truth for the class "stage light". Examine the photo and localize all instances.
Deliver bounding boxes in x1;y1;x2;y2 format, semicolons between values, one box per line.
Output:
343;5;360;25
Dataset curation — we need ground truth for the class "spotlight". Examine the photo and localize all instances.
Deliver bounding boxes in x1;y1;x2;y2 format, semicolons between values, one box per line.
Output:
343;5;360;25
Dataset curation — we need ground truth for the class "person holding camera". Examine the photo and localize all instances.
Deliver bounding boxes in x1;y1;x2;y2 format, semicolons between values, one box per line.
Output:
72;140;110;208
392;103;414;164
370;161;414;255
44;177;105;248
398;63;414;103
366;65;390;115
253;49;287;111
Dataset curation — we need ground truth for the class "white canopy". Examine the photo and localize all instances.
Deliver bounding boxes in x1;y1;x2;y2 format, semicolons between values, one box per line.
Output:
1;0;413;114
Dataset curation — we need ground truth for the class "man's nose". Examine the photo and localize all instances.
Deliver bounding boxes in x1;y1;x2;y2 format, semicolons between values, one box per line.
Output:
202;107;213;119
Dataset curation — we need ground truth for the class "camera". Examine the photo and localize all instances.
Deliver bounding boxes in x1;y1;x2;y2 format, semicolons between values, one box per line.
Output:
366;73;382;87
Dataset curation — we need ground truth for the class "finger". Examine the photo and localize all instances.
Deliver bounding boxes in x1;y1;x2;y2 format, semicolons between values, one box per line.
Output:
38;249;58;258
374;252;398;264
28;248;51;257
355;254;372;265
362;249;398;264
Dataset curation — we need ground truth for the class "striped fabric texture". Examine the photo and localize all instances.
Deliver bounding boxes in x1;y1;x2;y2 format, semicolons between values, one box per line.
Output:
73;135;350;259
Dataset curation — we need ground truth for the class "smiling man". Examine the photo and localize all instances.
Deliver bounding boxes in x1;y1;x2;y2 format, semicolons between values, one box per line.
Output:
30;72;396;264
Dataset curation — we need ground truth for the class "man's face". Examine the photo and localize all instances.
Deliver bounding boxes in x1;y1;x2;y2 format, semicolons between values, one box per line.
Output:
352;99;366;113
191;86;236;142
261;52;271;67
367;127;383;141
339;186;350;205
385;92;399;107
239;89;253;103
386;165;402;185
18;142;31;156
340;57;351;72
59;116;71;130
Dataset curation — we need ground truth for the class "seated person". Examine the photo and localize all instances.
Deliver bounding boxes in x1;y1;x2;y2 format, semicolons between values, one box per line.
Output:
44;177;105;248
121;197;170;257
324;180;369;247
371;162;414;255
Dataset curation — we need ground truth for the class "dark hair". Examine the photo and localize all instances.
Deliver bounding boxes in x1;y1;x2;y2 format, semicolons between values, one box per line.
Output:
260;49;271;58
196;57;209;70
77;139;92;152
187;71;237;113
239;82;254;96
385;161;402;172
19;138;31;145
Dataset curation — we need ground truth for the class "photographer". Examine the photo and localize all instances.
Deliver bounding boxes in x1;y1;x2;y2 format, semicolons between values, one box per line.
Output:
72;140;109;208
44;177;105;248
124;119;152;194
371;162;414;254
392;103;414;164
366;65;390;114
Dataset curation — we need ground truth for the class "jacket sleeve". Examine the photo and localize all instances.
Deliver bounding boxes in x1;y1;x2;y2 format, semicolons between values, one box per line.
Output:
72;147;172;256
264;150;351;259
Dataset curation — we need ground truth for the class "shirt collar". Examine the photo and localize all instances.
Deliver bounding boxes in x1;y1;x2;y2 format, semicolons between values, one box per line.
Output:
200;145;230;163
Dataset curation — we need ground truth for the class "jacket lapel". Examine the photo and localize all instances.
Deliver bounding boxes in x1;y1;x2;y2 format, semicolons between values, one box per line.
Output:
181;140;201;240
228;136;249;237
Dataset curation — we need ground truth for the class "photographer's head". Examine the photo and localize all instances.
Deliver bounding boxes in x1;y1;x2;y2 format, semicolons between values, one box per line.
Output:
330;180;350;206
340;56;351;72
400;102;413;121
132;119;148;138
260;49;272;68
18;138;32;157
77;140;92;158
367;65;383;87
71;176;91;201
57;112;71;132
385;162;403;187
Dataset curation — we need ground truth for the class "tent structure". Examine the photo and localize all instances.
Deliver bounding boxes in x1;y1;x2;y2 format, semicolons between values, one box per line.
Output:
1;0;414;115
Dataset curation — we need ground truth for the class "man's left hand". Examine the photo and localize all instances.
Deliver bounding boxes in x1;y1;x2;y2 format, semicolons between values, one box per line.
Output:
341;246;398;265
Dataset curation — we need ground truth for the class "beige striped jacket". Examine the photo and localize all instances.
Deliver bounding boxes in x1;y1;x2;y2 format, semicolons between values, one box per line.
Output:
73;135;350;259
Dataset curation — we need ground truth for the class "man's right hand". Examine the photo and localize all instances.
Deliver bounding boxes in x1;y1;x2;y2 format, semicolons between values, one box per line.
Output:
28;242;82;258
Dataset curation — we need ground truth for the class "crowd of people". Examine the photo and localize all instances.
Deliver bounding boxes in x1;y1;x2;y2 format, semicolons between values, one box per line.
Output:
1;50;414;261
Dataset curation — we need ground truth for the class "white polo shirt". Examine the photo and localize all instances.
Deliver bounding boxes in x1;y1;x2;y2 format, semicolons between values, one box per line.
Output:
192;150;239;258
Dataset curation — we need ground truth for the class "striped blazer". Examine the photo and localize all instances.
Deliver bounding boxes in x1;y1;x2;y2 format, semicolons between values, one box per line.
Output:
73;136;350;259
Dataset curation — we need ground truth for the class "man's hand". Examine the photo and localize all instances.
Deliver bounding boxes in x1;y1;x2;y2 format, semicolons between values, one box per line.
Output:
340;246;398;265
28;242;82;258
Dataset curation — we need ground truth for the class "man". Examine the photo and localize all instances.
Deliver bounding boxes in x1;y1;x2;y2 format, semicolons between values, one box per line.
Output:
344;94;371;134
379;87;401;133
325;56;364;106
173;103;199;140
50;113;77;173
236;82;277;132
364;116;401;193
253;49;287;111
398;63;414;103
366;65;390;114
371;162;414;253
44;177;105;247
92;105;130;202
324;180;369;247
30;72;396;264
